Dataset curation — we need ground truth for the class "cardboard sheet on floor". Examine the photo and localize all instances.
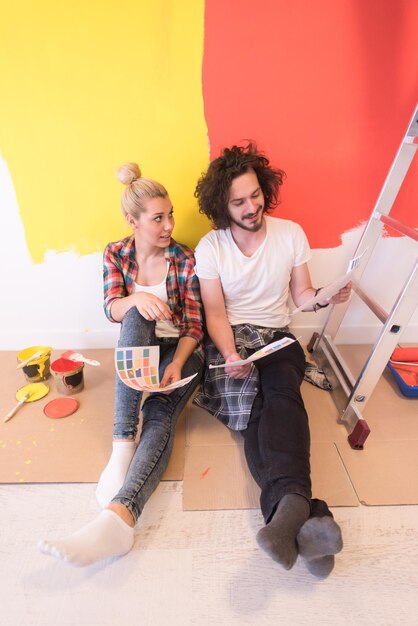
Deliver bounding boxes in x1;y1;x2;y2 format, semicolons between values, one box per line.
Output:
0;350;185;483
186;402;243;446
183;442;260;510
183;405;358;510
2;345;417;505
336;440;418;505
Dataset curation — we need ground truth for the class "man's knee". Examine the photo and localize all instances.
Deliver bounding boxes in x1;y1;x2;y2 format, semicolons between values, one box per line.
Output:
260;356;303;383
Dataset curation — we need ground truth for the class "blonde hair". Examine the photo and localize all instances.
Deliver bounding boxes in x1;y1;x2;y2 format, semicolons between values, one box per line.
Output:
117;162;168;219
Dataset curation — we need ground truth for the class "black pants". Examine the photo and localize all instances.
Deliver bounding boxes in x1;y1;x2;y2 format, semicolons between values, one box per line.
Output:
241;332;332;523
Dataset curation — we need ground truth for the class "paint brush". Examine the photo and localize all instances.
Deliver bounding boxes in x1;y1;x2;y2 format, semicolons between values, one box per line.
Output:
70;353;100;366
4;393;30;422
62;351;101;366
16;350;46;369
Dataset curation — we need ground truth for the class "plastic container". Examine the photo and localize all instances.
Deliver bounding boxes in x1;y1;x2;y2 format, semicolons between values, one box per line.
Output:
386;363;418;398
50;357;84;395
387;347;418;398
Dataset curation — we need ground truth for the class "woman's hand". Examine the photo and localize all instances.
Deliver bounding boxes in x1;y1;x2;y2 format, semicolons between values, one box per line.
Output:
159;361;182;394
133;292;172;321
224;351;253;379
328;281;352;305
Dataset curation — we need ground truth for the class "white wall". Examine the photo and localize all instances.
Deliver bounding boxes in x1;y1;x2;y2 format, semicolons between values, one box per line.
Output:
1;157;416;351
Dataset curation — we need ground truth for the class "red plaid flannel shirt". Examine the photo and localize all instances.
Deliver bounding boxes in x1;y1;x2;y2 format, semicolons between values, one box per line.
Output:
103;235;204;360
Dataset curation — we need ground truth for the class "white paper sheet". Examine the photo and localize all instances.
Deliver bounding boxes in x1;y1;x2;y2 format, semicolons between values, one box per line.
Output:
290;249;366;315
209;336;296;369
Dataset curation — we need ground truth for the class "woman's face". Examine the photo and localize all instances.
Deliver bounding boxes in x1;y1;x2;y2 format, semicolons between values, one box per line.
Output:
130;195;174;249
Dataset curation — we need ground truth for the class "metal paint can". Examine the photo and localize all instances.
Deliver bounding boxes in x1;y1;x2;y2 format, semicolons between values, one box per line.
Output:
50;357;84;395
17;346;52;382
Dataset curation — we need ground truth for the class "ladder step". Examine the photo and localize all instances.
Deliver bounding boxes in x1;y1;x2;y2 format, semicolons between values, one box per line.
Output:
376;213;418;241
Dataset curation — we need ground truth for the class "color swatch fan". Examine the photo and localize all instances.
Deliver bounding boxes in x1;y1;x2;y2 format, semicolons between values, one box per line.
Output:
115;347;197;392
115;346;160;390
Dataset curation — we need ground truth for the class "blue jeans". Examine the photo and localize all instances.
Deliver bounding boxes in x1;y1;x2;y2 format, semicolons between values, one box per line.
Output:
111;307;203;521
241;331;332;523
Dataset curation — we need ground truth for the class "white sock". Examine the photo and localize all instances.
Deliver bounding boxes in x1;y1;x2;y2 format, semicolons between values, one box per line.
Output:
38;510;135;567
96;440;136;508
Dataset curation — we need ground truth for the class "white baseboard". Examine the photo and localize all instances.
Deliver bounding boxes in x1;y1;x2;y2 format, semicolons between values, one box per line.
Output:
0;329;120;351
1;324;416;352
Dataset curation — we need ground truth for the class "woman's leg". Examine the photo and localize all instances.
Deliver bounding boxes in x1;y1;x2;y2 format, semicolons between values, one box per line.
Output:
112;345;203;521
96;307;156;507
113;306;156;440
38;348;203;567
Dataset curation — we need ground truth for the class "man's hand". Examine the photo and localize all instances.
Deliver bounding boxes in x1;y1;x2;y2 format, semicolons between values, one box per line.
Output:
224;351;253;379
328;281;352;305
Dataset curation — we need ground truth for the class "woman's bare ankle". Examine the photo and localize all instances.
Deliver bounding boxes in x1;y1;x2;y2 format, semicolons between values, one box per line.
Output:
107;502;135;527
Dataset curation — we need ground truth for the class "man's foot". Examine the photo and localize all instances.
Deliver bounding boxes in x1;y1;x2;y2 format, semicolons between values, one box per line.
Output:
304;363;332;390
256;494;310;570
38;510;135;567
96;440;136;508
296;516;343;578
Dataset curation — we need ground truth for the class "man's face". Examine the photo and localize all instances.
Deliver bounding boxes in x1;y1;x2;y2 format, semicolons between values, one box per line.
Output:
227;169;265;232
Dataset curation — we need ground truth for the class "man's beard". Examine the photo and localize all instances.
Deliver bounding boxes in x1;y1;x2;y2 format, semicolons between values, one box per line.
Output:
229;206;264;232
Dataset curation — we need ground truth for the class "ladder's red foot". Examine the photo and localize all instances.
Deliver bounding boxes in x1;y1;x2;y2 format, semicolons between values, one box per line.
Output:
348;420;371;449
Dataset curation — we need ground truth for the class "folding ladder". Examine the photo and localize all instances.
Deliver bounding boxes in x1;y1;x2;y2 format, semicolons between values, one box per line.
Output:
308;104;418;450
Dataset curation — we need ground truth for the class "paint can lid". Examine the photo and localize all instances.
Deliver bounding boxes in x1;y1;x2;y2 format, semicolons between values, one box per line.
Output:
43;397;79;418
16;382;49;402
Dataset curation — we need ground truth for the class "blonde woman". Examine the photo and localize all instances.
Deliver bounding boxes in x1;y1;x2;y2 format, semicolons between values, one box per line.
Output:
39;163;204;566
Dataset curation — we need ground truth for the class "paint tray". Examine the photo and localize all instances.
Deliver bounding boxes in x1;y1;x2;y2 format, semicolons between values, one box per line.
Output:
387;347;418;398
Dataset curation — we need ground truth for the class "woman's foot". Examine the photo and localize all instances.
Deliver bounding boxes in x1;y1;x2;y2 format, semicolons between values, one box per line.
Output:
38;509;135;567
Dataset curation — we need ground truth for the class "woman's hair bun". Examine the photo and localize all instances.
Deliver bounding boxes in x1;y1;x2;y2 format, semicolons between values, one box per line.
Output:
117;162;142;185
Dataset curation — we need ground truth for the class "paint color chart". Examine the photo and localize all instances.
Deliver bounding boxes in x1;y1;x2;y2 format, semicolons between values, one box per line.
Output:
115;347;198;392
115;347;160;390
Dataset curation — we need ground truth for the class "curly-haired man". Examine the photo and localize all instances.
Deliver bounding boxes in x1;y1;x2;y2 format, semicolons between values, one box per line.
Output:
194;143;351;577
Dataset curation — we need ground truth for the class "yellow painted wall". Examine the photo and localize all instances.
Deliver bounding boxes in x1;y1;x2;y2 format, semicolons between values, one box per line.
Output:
0;0;209;262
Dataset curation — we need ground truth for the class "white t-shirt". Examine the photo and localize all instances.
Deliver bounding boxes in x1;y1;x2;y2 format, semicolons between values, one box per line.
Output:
194;215;311;328
133;263;179;338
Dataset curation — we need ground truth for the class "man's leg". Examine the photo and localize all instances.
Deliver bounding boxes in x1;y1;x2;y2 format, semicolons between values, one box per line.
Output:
241;339;309;569
254;338;312;517
243;336;342;574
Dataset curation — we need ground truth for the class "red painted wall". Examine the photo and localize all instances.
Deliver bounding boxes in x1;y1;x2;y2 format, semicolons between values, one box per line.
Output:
202;0;418;247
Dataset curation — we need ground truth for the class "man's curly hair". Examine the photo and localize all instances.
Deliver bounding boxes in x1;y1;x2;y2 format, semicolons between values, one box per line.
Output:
194;143;286;229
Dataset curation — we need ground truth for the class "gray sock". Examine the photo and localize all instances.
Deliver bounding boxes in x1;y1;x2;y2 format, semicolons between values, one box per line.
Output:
297;516;343;578
256;494;310;570
305;554;336;578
